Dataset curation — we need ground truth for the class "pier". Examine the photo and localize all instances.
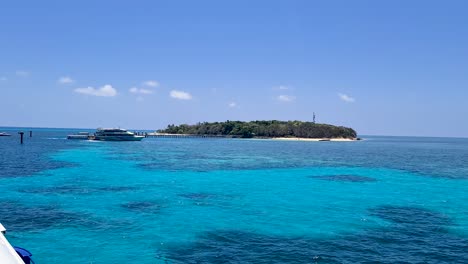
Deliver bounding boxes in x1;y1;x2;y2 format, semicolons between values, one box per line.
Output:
145;133;226;139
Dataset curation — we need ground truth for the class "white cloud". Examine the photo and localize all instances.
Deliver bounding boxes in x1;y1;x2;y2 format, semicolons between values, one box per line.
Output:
170;90;192;100
277;95;296;102
129;87;153;94
338;93;355;103
74;84;117;97
274;85;291;90
228;102;237;108
142;80;159;87
16;71;29;77
58;76;74;84
0;77;6;81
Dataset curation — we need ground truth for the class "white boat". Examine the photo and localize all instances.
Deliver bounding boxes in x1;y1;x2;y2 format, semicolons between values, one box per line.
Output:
94;128;144;141
67;132;90;140
0;223;33;264
0;132;12;137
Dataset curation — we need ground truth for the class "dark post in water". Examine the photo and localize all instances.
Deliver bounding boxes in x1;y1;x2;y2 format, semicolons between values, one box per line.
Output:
19;132;24;144
29;130;32;137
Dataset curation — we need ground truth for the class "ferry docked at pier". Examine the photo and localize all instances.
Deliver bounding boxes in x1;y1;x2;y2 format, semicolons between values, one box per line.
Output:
94;128;144;141
67;128;144;141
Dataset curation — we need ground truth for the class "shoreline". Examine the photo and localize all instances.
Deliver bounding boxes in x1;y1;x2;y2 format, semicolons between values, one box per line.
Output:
150;133;358;141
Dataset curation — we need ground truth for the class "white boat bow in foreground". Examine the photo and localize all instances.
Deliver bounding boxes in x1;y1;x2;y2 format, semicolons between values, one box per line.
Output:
0;223;29;264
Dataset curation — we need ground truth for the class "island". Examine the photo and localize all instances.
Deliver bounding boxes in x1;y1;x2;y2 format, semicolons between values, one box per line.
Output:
157;120;358;141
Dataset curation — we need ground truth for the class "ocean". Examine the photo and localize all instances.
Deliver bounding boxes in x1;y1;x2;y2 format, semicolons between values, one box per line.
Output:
1;128;467;263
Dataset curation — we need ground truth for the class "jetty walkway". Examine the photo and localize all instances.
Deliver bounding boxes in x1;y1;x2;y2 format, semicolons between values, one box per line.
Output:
144;133;225;139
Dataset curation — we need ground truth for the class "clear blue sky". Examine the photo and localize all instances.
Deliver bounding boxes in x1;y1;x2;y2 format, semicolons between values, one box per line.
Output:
1;0;467;137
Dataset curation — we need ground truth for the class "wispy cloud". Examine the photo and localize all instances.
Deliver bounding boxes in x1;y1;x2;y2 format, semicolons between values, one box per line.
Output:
129;87;154;94
274;85;292;90
338;93;355;103
228;102;237;108
0;76;6;81
16;71;29;77
142;80;159;87
277;95;296;102
58;76;74;84
74;84;117;97
170;90;192;100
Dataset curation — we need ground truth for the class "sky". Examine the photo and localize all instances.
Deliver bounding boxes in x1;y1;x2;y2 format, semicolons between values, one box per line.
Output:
1;0;467;137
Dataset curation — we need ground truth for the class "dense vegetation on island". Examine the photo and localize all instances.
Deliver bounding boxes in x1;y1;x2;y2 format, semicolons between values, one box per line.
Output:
158;120;357;139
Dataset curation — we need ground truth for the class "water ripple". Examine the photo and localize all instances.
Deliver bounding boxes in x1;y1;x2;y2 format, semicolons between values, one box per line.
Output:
162;206;468;264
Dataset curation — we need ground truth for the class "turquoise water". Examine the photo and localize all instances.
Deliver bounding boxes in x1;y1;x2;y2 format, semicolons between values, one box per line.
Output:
1;128;467;263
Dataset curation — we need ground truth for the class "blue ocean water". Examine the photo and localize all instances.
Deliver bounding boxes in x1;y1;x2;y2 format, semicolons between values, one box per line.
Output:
1;128;467;263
